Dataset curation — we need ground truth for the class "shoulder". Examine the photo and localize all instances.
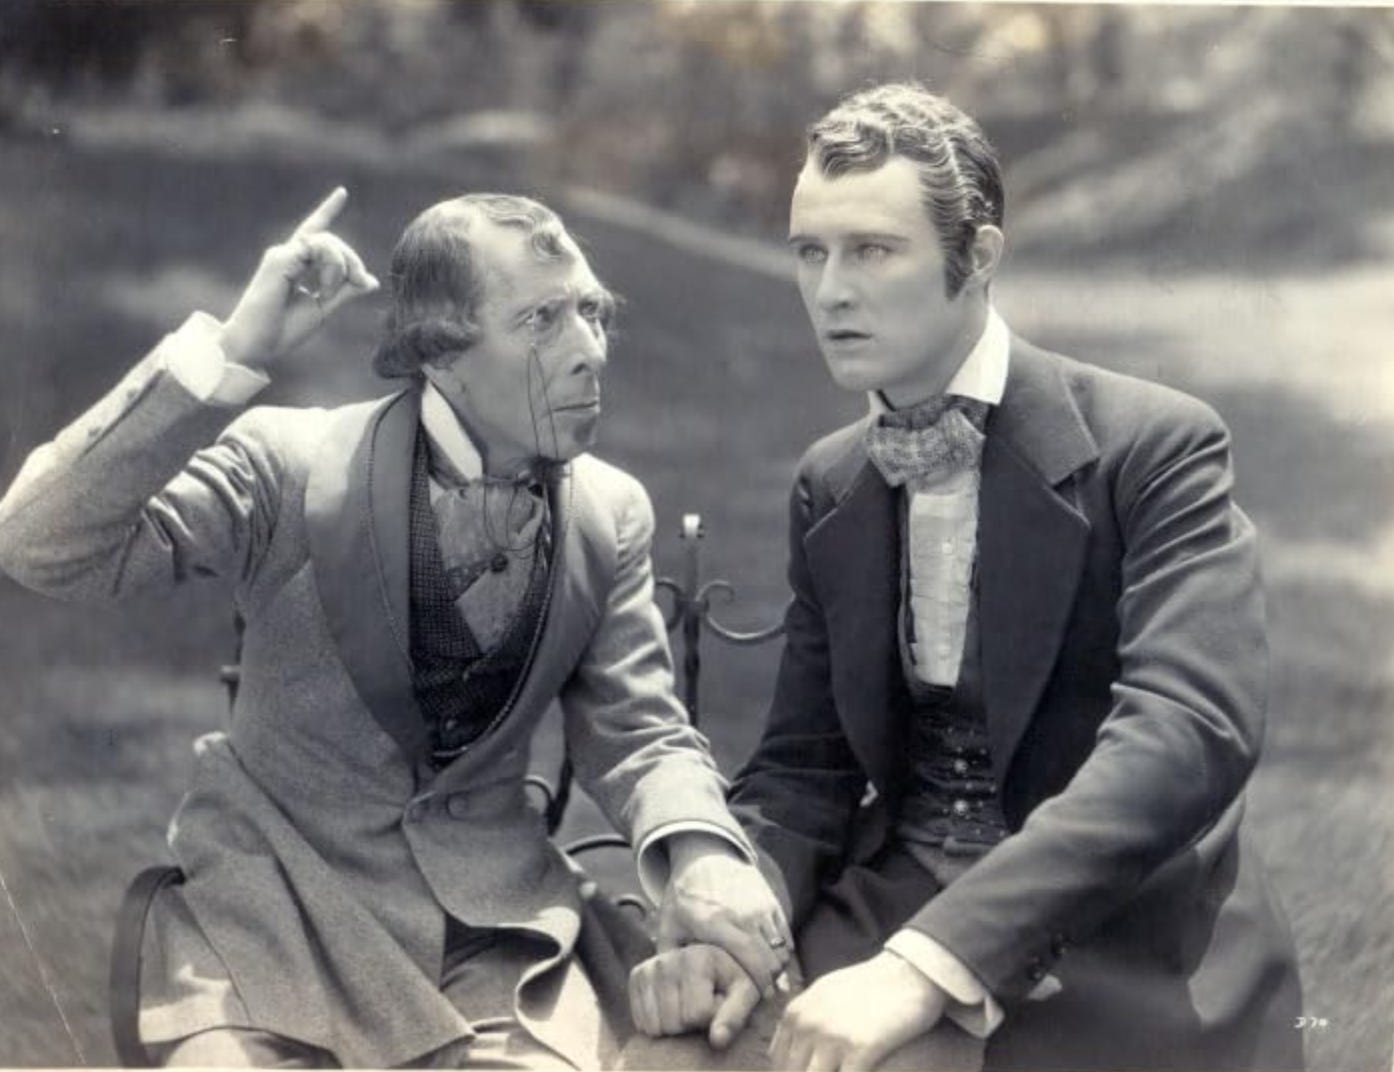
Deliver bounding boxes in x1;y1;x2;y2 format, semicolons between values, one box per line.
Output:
794;417;873;501
218;395;394;469
570;452;649;507
569;452;654;538
1012;343;1237;525
1021;342;1231;466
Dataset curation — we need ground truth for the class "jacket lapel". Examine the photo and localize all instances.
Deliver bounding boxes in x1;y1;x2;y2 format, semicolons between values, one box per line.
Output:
977;341;1097;784
803;432;911;801
305;389;427;764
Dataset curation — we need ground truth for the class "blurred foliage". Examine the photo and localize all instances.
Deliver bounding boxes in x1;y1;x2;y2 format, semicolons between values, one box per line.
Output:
1;1;1392;254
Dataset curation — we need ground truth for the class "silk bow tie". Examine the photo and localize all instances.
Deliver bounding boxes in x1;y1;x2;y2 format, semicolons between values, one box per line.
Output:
864;395;990;493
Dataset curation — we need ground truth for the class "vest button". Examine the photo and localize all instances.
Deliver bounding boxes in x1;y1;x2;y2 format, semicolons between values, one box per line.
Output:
490;553;509;573
953;759;969;775
446;793;471;819
952;799;971;817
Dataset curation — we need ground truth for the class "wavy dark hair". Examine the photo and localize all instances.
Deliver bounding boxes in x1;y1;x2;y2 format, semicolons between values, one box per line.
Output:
806;82;1004;298
372;193;570;379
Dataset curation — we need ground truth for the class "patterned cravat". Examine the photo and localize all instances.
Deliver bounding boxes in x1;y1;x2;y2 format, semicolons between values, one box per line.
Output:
428;451;556;651
864;396;990;493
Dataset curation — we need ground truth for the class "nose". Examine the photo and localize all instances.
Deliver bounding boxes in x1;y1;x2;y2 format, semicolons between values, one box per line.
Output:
566;312;608;375
813;255;856;312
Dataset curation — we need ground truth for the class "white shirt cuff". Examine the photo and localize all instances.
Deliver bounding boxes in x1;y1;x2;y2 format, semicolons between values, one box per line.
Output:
634;821;756;905
885;928;1005;1039
162;312;269;406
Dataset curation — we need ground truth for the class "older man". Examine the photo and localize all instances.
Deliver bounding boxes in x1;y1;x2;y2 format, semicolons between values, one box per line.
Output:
0;189;789;1068
631;82;1303;1072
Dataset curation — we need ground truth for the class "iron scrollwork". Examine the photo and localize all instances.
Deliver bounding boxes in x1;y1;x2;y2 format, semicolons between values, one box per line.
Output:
654;513;787;723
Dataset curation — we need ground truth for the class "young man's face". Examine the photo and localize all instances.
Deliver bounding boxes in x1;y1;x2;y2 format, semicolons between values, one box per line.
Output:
788;155;985;408
433;221;612;475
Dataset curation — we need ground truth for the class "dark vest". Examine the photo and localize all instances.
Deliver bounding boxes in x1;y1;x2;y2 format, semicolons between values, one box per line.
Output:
893;497;1008;876
407;432;551;769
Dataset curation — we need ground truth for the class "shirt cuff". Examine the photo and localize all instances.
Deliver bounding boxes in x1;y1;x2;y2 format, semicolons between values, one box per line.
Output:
634;821;757;905
161;312;270;406
885;929;1005;1039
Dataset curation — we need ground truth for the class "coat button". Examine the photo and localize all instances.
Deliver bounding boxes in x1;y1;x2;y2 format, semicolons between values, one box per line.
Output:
1026;960;1047;983
490;553;509;573
1050;934;1069;957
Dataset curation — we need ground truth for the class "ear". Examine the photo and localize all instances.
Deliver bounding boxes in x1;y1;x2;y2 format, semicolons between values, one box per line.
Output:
965;225;1004;290
421;357;470;404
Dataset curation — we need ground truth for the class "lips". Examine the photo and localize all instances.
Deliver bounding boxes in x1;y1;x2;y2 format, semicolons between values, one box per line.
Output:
824;328;872;345
552;399;601;413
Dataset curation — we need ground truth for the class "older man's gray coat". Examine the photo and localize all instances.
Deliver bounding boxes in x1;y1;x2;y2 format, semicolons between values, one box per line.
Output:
0;324;748;1068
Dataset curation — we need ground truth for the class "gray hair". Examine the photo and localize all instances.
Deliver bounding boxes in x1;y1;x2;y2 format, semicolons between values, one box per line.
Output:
373;193;571;378
806;82;1004;297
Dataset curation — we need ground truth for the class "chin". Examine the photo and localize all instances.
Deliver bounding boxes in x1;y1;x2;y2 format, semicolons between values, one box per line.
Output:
552;433;596;463
824;364;883;395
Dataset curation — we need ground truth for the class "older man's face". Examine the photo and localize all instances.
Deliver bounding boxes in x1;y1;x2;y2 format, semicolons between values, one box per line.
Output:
441;222;613;476
788;156;983;408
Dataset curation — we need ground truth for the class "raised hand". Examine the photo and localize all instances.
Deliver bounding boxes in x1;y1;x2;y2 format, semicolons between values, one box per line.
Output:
218;187;379;368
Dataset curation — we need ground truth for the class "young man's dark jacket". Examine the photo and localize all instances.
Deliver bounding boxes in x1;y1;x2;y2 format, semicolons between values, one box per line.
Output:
730;337;1303;1071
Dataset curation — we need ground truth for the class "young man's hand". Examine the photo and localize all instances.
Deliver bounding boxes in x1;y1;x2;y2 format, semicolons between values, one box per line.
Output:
657;833;794;996
218;187;379;369
628;944;763;1050
770;951;948;1071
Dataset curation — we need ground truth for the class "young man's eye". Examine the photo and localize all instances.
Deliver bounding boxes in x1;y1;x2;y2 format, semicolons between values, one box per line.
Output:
857;243;890;261
795;244;827;265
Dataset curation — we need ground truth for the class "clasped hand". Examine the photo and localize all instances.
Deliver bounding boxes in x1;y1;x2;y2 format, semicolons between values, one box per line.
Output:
219;187;379;368
655;834;793;997
631;937;950;1071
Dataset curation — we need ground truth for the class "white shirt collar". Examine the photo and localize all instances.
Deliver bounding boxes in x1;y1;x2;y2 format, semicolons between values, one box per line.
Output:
420;381;483;482
869;306;1010;415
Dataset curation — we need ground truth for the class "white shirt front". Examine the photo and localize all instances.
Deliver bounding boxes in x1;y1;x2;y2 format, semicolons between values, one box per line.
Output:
869;308;1031;1038
868;307;1010;687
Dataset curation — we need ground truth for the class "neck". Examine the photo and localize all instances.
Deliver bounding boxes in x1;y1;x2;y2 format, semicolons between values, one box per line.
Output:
430;380;542;481
882;299;989;410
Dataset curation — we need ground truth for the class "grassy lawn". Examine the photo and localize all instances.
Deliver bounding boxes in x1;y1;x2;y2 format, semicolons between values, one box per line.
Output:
0;128;1389;1069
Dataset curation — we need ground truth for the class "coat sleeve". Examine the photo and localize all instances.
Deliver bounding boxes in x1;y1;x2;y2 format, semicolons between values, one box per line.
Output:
0;316;286;603
558;470;754;889
727;466;870;928
907;394;1268;1001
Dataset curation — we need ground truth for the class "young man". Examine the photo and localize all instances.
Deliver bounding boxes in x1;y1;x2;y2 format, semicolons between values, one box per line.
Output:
0;190;789;1068
634;83;1304;1072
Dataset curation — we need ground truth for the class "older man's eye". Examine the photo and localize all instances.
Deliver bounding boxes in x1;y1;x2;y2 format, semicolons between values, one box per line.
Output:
579;297;613;327
526;305;558;332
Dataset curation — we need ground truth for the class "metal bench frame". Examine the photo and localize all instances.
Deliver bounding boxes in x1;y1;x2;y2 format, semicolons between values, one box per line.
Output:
110;512;785;1066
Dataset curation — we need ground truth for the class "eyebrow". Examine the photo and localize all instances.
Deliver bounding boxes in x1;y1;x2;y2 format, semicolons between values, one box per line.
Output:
508;284;616;324
786;230;908;246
